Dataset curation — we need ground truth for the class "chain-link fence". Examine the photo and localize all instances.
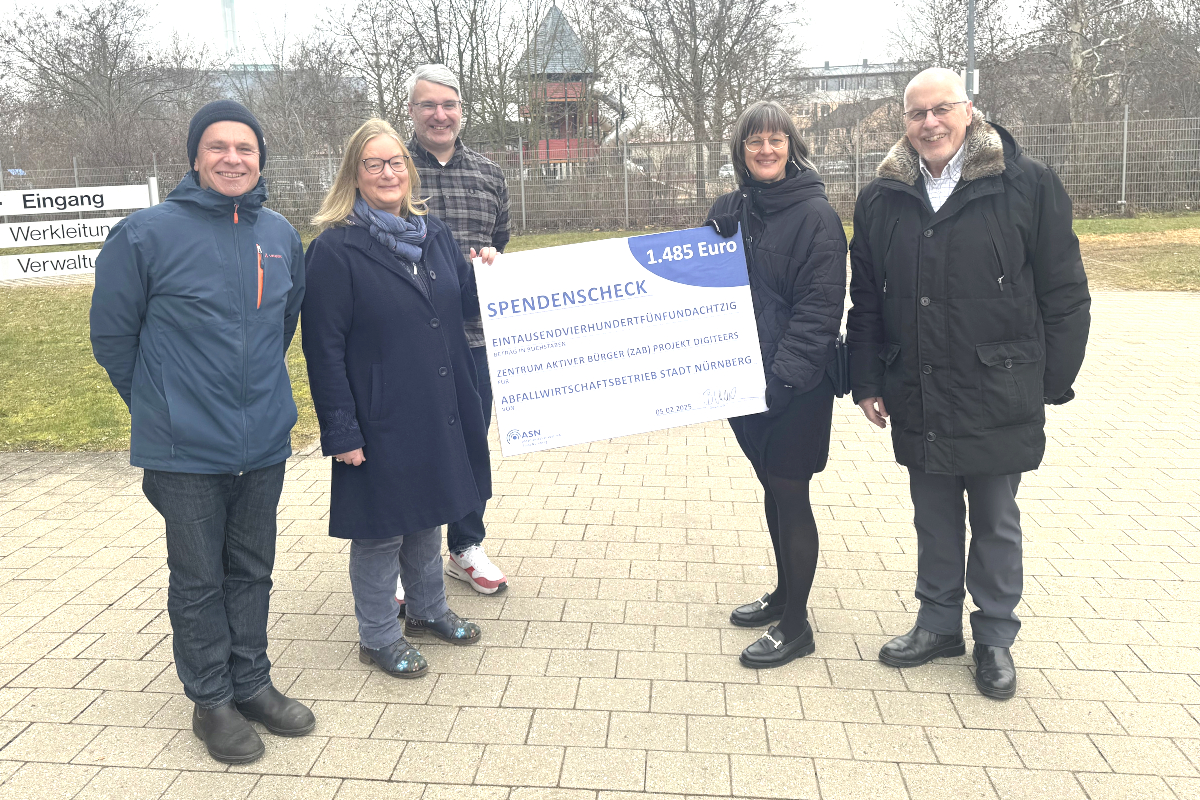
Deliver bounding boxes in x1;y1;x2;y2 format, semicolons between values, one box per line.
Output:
4;116;1197;232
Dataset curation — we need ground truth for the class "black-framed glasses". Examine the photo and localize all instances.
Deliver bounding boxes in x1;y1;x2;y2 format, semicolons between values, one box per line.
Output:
904;101;968;124
744;134;788;153
361;156;410;174
411;100;462;114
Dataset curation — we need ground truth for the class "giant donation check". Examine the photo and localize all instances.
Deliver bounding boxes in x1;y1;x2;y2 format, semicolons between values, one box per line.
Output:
475;226;767;456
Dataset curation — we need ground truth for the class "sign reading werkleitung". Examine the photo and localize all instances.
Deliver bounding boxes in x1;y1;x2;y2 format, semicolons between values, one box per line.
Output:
476;226;767;457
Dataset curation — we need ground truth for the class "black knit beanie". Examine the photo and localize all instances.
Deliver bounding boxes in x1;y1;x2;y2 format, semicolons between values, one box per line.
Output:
187;100;267;171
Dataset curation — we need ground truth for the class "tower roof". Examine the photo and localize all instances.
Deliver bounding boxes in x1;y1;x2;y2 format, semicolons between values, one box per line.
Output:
516;5;590;76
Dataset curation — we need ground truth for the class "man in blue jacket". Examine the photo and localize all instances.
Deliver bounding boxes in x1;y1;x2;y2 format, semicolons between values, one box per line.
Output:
90;100;314;764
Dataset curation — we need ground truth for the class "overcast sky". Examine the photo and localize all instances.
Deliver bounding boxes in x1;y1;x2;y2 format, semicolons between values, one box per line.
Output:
22;0;902;69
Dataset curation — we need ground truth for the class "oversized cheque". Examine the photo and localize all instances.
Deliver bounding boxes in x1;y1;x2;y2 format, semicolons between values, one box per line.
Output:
476;226;767;456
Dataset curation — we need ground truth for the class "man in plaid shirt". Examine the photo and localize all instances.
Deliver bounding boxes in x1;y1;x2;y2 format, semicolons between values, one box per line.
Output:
400;63;511;598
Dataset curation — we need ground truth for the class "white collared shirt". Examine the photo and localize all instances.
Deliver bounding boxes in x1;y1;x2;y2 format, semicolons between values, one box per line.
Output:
920;143;966;212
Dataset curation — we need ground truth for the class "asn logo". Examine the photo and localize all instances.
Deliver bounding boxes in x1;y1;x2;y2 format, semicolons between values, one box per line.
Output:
506;429;542;444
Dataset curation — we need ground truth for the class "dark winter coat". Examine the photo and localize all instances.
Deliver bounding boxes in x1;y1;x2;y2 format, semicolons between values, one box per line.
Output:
90;173;306;474
301;215;491;538
707;165;848;393
847;111;1091;476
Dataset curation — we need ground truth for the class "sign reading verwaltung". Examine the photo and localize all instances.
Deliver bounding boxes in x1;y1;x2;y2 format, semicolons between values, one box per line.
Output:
0;249;101;282
476;226;767;457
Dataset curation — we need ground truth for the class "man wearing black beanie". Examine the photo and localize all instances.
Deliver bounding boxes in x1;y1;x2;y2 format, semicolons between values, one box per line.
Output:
91;100;313;764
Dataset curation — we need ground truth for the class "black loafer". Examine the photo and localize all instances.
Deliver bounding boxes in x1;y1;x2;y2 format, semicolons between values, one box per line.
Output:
739;624;815;669
192;701;264;764
236;685;316;736
404;609;482;645
973;643;1017;699
359;638;429;678
878;625;965;668
730;593;786;628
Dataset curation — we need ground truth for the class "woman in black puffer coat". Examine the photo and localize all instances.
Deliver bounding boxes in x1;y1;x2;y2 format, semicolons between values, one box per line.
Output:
705;100;847;669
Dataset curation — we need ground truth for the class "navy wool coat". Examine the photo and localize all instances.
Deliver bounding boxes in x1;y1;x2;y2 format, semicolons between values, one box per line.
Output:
301;216;492;538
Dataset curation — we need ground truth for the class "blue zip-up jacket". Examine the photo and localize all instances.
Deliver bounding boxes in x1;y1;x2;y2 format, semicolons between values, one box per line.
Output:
90;172;306;474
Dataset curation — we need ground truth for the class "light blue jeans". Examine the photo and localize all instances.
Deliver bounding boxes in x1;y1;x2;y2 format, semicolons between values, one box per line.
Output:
349;527;449;649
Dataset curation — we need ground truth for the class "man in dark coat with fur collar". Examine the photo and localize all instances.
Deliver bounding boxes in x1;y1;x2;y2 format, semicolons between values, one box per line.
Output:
847;68;1090;699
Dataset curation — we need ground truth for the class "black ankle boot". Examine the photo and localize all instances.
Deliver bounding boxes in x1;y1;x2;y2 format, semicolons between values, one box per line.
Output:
192;701;264;764
973;643;1017;699
236;685;316;736
739;624;815;669
878;625;965;668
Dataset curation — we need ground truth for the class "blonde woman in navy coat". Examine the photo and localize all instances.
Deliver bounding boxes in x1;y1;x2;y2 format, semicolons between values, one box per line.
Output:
302;118;495;678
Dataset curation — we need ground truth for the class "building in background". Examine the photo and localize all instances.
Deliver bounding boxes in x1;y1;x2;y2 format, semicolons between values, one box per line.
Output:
515;5;601;176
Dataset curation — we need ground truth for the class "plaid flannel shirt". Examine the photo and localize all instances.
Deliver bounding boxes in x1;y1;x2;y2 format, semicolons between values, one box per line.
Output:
408;137;511;348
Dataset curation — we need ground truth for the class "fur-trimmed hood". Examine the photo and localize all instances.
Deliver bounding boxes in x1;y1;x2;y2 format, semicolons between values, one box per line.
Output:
877;110;1006;185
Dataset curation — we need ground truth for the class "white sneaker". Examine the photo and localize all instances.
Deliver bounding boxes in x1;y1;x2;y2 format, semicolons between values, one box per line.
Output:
446;544;508;594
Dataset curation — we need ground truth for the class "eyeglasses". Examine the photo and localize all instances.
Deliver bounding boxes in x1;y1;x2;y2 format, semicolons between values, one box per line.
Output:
361;156;410;174
744;135;788;153
904;101;968;124
411;100;462;114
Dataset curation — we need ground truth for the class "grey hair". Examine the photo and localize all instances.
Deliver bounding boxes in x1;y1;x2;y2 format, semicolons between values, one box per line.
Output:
728;100;815;186
406;64;462;103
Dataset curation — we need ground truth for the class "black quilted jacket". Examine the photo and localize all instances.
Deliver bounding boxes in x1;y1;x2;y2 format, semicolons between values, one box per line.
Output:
847;116;1091;476
707;165;848;393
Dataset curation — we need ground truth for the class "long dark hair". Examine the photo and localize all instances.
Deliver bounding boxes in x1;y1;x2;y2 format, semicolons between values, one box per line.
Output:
729;100;815;186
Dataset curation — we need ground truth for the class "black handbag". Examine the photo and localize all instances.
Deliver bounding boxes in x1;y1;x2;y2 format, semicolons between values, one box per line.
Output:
827;334;851;398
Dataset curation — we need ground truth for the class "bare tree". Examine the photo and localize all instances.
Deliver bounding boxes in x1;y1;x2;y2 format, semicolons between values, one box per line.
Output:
326;0;416;132
1027;0;1156;123
229;30;372;158
2;0;215;166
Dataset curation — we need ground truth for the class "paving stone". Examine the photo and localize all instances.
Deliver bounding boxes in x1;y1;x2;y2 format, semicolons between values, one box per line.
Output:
814;758;908;800
900;764;998;800
560;746;645;790
473;743;563;787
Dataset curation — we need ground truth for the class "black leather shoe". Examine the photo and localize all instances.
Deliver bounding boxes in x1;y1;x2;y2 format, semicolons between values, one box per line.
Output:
730;593;786;628
404;609;482;645
236;685;316;736
739;624;815;669
878;625;965;668
192;701;264;764
973;643;1017;699
359;638;429;678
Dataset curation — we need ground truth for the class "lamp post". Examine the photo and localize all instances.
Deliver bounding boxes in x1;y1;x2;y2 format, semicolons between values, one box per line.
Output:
966;0;976;100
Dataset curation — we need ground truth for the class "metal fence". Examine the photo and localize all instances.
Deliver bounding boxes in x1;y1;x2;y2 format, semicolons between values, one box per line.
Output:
3;115;1197;232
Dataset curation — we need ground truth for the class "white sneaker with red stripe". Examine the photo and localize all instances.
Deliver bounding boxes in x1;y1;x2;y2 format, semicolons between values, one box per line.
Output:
446;544;508;594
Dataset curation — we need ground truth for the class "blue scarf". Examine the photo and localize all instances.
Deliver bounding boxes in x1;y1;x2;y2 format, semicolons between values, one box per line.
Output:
351;195;427;263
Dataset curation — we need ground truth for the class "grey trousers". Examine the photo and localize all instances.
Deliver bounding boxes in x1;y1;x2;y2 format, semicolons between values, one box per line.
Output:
909;470;1023;648
349;527;449;650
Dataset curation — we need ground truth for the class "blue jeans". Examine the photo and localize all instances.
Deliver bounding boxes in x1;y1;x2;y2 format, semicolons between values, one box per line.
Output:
446;345;491;553
351;527;449;649
142;462;285;708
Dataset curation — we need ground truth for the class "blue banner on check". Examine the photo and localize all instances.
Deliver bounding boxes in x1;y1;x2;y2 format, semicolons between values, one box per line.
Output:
627;227;749;287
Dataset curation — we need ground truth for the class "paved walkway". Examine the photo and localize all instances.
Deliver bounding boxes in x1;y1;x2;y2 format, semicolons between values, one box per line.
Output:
0;291;1197;800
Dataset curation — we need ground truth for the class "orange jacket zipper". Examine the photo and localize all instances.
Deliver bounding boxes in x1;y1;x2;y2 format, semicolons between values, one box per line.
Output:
233;203;239;225
256;244;263;308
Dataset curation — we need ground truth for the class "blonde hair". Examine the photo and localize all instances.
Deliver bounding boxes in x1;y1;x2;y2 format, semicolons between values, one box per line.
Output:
312;118;427;229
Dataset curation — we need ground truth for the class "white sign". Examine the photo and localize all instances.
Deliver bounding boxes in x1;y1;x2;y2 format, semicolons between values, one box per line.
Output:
0;249;101;282
0;216;124;247
476;226;767;457
0;184;152;217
